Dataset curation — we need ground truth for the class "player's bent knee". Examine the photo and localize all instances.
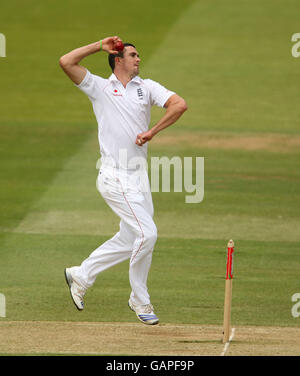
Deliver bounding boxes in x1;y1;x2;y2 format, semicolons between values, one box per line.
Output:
143;225;157;249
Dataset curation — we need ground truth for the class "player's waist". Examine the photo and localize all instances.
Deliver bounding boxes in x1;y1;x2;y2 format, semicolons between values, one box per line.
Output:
99;155;148;174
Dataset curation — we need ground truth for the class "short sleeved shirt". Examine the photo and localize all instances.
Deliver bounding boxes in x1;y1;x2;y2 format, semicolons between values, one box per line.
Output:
76;70;175;171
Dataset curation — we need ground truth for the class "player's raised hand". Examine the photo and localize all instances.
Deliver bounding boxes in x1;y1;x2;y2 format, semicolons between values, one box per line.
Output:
101;36;123;54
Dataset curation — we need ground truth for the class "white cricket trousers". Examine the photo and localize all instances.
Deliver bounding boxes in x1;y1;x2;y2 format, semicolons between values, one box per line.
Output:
73;167;157;306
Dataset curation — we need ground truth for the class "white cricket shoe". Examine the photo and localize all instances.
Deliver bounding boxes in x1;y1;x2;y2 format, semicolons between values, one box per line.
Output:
128;299;159;325
64;268;86;311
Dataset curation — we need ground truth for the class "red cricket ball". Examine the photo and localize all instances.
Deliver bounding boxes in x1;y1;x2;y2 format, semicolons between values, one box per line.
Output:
115;41;124;51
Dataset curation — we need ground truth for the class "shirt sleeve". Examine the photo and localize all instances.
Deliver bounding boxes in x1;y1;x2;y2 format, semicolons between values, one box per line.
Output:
75;70;106;101
144;79;175;108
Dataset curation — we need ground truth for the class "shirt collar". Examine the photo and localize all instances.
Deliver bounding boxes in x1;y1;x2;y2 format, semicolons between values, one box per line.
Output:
109;73;142;85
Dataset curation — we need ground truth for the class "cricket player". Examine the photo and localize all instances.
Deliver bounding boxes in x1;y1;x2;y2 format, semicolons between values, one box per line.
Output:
60;36;187;325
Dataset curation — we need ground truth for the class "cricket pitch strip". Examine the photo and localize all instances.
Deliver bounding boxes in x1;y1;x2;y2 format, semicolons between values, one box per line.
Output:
0;321;299;356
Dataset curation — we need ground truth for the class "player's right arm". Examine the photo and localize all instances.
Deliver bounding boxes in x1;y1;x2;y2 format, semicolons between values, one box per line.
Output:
59;36;121;85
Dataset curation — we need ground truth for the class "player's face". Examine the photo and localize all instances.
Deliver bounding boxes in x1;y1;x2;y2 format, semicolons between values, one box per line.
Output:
121;46;141;77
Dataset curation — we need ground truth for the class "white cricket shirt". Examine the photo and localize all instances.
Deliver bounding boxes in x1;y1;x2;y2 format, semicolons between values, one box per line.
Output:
76;70;175;171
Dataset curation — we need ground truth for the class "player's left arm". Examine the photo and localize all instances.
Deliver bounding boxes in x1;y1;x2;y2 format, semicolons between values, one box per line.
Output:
136;94;187;146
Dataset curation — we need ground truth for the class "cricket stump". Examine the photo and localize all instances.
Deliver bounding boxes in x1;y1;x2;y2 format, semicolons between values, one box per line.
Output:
223;239;234;344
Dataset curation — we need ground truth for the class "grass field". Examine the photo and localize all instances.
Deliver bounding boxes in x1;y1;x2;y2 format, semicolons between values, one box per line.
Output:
1;0;300;355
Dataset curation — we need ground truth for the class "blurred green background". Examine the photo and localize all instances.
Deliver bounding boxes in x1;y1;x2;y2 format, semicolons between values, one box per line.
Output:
0;0;300;329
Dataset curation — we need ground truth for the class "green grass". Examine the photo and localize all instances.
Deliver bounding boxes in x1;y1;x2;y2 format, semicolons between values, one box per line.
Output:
0;0;300;331
0;233;299;327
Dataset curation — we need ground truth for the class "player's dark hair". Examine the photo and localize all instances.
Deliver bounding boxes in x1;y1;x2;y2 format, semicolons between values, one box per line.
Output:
108;43;136;72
